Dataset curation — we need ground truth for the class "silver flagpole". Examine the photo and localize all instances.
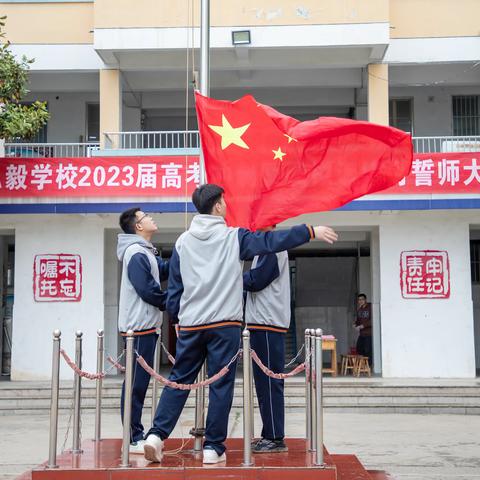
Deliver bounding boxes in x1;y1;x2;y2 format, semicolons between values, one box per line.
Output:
190;0;210;452
199;0;210;185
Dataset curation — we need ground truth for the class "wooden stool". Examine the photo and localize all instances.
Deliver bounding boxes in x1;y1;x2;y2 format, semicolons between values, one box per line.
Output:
341;354;358;375
354;356;371;377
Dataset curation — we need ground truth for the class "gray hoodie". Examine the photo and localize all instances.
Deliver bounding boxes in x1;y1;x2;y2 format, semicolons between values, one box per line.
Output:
174;215;244;326
245;251;291;330
167;215;313;328
117;234;167;332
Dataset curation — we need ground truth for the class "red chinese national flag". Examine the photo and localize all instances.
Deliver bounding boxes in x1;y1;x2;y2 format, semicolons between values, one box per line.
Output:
195;92;413;230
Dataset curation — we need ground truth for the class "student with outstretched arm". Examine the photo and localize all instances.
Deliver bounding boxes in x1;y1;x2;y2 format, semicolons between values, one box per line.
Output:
143;184;338;464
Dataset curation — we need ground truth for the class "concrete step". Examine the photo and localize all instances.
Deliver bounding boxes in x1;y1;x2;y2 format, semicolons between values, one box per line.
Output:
1;379;479;414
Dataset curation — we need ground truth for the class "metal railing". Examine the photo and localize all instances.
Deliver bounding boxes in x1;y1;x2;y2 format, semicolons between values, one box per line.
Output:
104;131;200;150
4;142;100;158
413;136;480;153
4;135;479;158
105;132;480;153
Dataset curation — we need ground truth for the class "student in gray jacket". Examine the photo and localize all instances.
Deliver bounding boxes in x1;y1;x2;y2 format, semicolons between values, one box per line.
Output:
143;184;338;465
243;225;291;453
117;207;169;454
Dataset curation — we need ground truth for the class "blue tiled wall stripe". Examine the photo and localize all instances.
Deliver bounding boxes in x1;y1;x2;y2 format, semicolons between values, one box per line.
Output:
0;198;479;214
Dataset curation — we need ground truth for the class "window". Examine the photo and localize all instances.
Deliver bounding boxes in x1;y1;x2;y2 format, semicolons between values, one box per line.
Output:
389;98;413;133
86;103;100;142
453;95;479;136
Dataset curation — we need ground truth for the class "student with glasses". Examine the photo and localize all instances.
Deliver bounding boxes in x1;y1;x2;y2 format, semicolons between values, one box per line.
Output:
117;208;169;454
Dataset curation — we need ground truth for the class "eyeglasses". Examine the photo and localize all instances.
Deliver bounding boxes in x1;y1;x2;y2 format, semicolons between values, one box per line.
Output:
136;213;152;224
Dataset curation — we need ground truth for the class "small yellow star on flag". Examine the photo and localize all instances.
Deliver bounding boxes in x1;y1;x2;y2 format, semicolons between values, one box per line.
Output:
208;114;250;150
284;133;298;144
272;147;287;161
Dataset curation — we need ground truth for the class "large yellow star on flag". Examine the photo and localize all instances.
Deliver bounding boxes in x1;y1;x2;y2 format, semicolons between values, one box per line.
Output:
272;147;287;161
208;114;251;150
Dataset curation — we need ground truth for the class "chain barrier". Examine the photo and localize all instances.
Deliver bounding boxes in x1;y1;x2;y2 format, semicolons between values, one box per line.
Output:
135;349;242;391
106;352;126;372
284;343;305;368
61;348;126;378
60;392;75;454
160;341;176;365
251;349;306;379
60;349;105;380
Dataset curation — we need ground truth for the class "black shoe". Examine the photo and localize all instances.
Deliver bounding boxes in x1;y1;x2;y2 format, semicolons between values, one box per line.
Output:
251;438;261;448
252;438;288;454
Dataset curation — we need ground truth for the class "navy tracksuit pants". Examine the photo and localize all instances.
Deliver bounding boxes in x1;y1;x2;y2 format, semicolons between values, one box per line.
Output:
250;329;285;441
147;325;241;455
120;332;158;442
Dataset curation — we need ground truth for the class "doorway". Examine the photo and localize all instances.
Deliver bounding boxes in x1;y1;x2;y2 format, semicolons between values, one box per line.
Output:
0;234;15;379
288;230;374;373
470;230;480;376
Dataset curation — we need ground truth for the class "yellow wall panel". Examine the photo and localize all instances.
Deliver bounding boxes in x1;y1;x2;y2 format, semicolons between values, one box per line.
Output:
94;0;388;29
0;3;93;44
390;0;480;38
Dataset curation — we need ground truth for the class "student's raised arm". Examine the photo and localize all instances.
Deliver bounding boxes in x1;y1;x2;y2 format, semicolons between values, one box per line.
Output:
238;225;338;260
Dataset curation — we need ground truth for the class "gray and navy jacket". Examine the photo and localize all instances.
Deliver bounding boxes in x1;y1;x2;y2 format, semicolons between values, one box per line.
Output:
166;215;314;331
117;234;169;335
244;251;290;333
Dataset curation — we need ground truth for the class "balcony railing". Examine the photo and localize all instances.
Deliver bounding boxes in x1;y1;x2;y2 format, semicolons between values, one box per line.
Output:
4;142;100;158
104;131;200;150
104;132;480;154
3;135;480;158
412;136;480;153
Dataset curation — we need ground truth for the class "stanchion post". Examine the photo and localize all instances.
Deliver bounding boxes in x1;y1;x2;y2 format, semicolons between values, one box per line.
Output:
193;363;206;452
72;330;83;453
150;328;162;425
305;329;311;447
250;353;255;440
94;329;104;442
242;329;253;466
309;328;317;452
314;329;324;466
120;330;135;468
47;329;61;469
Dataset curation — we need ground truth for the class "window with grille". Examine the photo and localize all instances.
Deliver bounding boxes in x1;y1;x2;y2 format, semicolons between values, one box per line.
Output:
453;95;479;136
471;240;480;284
389;98;413;133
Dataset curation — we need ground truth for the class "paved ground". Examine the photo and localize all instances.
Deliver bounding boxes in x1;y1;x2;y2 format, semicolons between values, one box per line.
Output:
0;409;479;480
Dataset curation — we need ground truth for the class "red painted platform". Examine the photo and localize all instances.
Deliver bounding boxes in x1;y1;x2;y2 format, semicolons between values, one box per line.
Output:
17;438;392;480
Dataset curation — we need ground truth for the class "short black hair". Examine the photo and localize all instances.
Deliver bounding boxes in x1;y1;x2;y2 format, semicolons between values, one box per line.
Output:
358;293;367;300
119;207;141;234
192;184;225;214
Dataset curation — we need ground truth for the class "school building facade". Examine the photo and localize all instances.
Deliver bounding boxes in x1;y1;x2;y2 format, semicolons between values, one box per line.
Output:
0;0;479;380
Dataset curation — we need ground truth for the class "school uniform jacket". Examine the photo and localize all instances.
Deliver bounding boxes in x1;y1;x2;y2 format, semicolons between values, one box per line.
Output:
117;234;169;334
244;251;290;333
166;215;314;330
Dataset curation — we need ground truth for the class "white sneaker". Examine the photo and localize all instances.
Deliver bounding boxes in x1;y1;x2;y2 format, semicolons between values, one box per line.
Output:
129;439;146;454
143;434;164;463
203;448;226;464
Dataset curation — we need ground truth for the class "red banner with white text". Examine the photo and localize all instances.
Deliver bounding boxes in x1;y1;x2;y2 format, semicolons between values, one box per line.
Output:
0;152;478;197
383;152;480;194
0;156;200;197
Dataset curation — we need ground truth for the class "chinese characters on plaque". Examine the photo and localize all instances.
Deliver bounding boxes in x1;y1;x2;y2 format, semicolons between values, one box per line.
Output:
400;250;450;299
33;254;82;302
